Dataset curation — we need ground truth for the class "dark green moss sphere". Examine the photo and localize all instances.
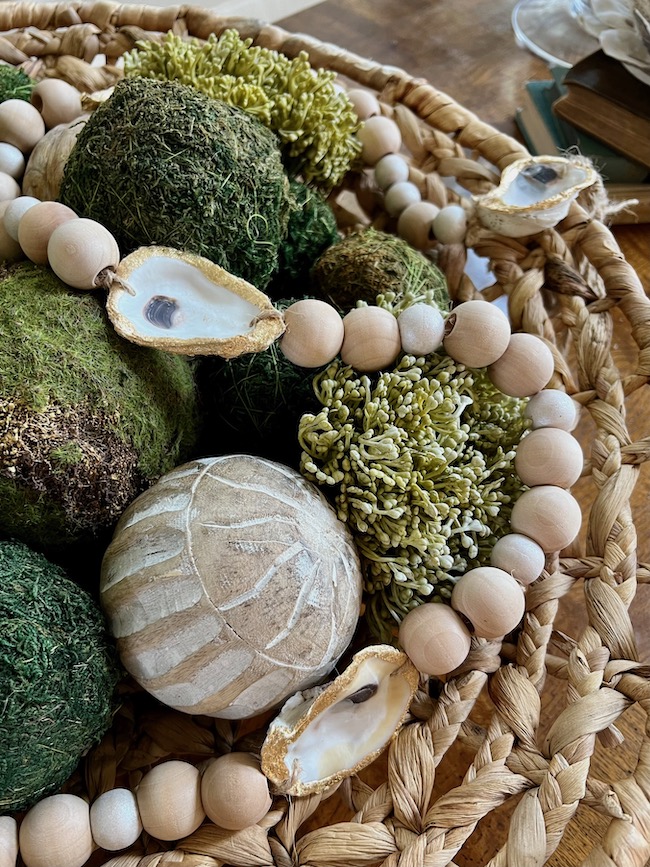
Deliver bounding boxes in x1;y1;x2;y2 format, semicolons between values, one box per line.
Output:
0;540;121;812
59;77;294;289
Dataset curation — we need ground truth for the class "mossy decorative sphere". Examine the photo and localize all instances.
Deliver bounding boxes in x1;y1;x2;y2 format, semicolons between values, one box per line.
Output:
0;540;120;812
100;454;363;719
0;262;199;553
59;77;293;289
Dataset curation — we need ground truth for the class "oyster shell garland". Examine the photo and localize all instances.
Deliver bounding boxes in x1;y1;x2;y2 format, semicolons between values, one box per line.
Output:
261;645;419;796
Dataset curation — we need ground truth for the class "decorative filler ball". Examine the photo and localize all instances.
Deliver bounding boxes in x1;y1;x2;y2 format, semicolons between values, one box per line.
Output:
0;540;120;812
0;262;199;553
100;454;363;719
59;77;294;289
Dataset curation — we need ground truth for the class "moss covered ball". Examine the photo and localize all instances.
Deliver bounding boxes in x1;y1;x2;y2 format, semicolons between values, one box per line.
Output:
0;262;199;553
59;77;294;289
310;227;450;313
0;540;121;812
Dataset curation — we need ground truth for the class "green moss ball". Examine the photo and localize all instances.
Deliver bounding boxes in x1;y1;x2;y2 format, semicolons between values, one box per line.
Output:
0;66;34;102
0;540;121;812
59;77;294;289
310;227;450;313
0;262;199;553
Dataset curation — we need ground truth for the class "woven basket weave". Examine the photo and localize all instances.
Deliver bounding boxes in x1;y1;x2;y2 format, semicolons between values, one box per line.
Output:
1;3;649;866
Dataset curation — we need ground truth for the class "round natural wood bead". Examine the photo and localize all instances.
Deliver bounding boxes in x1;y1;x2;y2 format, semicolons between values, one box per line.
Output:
17;200;77;265
90;788;143;851
48;218;120;289
515;427;583;488
0;200;23;263
19;794;93;867
490;533;546;586
399;602;472;676
525;388;580;431
488;333;554;397
201;753;272;830
279;298;344;367
396;201;440;250
0;99;45;153
340;306;401;372
357;115;402;165
397;303;445;356
0;171;20;202
374;153;409;190
136;760;206;841
451;567;525;639
0;142;25;180
0;817;18;867
442;300;511;368
511;485;582;553
384;180;421;216
30;78;83;129
432;204;467;245
347;88;381;119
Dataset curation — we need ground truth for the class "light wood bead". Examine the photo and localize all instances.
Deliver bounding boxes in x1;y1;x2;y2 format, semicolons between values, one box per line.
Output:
397;303;445;356
347;88;381;119
515;427;583;488
488;333;554;397
374;153;409;190
201;753;272;831
490;533;546;586
396;201;439;250
442;300;511;368
432;204;468;245
384;180;421;216
399;602;472;676
19;794;93;867
0;99;45;153
47;218;120;290
90;788;143;851
357;115;402;165
279;298;344;367
0;142;25;180
0;200;23;263
0;817;17;867
17;200;77;265
525;388;580;431
451;566;525;639
136;760;205;841
0;171;20;202
511;485;582;553
30;78;83;129
340;306;401;372
4;196;40;241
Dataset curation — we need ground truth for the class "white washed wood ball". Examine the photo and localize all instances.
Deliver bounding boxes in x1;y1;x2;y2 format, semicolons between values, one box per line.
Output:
0;170;20;202
397;302;445;356
510;485;582;553
201;753;271;830
432;204;468;245
0;142;25;180
19;794;93;867
490;533;546;586
451;566;525;639
443;299;511;368
0;200;23;263
100;455;363;719
396;200;440;250
89;788;142;851
374;153;410;190
384;180;421;216
136;761;205;841
4;195;40;241
0;817;18;867
515;427;583;488
398;602;471;676
525;388;579;431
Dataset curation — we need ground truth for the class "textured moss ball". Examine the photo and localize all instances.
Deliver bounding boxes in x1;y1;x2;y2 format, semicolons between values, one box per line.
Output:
0;262;199;553
0;540;121;812
59;77;294;289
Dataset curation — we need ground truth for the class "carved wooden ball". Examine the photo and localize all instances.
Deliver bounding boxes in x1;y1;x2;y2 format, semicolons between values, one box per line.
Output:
100;455;363;719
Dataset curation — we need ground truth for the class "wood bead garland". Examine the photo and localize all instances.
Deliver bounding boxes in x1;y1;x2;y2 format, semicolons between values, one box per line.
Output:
0;817;17;867
384;180;421;216
398;603;472;676
515;426;583;488
442;299;511;368
396;200;440;250
357;115;402;165
451;566;526;639
136;760;205;841
490;533;546;586
0;142;25;180
279;298;344;368
0;99;45;154
89;788;142;852
374;153;410;189
397;303;445;356
525;388;579;431
30;78;83;130
488;332;555;397
201;753;272;831
19;794;93;867
340;305;402;372
17;200;77;265
47;218;120;290
511;485;582;553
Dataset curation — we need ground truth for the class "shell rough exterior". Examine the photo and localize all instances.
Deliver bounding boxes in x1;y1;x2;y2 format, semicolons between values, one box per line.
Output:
260;645;419;795
474;156;598;237
106;246;285;357
100;455;363;719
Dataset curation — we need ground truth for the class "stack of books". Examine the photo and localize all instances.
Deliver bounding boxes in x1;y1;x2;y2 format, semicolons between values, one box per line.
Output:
516;51;650;223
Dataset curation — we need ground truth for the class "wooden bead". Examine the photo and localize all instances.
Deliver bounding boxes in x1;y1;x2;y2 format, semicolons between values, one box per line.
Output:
0;817;17;867
397;303;445;356
396;201;440;250
347;88;381;119
47;218;120;289
525;388;579;431
0;171;20;202
490;533;545;586
90;788;142;851
374;153;409;190
451;566;525;639
30;78;83;129
357;116;402;165
0;142;25;180
4;195;39;241
136;760;205;841
432;204;467;245
19;794;93;867
442;300;511;368
340;306;401;372
0;200;23;263
279;298;344;367
511;485;582;553
515;427;583;488
0;99;45;153
17;200;77;264
488;333;554;397
384;180;421;216
399;602;471;676
201;753;272;831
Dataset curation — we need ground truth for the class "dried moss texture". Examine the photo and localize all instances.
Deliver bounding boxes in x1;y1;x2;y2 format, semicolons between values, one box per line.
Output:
59;77;293;289
0;262;199;552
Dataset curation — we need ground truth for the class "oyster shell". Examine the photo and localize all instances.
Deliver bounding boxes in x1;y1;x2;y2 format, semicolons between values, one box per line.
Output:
260;645;419;795
106;246;285;357
474;156;598;237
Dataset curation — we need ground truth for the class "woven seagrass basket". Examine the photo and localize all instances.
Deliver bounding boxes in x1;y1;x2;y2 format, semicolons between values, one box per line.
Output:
1;3;649;866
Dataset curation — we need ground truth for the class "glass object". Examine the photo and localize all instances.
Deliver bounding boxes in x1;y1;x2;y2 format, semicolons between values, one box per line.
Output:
512;0;600;67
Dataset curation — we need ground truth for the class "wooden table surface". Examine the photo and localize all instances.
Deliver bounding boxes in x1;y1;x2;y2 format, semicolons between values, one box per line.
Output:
274;2;650;865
